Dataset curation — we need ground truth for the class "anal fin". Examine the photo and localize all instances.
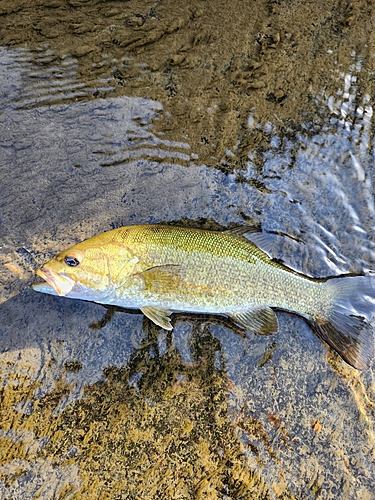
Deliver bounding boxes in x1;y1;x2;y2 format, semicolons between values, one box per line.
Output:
229;307;279;335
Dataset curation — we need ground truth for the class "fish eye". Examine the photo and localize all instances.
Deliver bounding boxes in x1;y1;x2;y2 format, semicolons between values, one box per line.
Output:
64;255;80;267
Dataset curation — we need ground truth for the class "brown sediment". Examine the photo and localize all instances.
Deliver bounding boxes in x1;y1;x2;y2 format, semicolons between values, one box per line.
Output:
0;322;273;499
0;0;374;172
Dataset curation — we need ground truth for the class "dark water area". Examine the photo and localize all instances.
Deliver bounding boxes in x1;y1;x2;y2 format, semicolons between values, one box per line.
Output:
1;1;375;498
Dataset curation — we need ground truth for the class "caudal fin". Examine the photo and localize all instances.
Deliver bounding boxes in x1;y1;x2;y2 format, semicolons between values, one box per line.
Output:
313;275;375;370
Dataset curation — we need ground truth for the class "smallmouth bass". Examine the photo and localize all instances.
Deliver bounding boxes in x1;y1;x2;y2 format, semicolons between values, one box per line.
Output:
32;224;375;370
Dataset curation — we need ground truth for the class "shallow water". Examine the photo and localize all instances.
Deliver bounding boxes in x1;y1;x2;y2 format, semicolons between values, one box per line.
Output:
1;1;375;499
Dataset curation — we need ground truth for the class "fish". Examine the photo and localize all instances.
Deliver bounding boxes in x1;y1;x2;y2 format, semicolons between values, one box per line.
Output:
32;224;375;370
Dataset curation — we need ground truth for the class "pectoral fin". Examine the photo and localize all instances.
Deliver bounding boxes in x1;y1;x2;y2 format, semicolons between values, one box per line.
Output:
141;306;173;330
135;265;186;293
230;307;279;335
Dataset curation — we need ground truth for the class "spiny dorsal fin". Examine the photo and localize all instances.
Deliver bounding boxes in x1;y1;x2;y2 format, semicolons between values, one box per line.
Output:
223;226;277;257
229;307;279;335
223;225;262;237
141;306;173;330
224;226;305;259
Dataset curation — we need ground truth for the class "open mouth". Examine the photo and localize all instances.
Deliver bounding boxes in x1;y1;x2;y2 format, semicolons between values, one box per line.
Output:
35;267;75;296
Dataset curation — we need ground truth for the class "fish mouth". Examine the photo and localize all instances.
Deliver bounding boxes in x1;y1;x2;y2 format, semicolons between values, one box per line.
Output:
35;266;75;296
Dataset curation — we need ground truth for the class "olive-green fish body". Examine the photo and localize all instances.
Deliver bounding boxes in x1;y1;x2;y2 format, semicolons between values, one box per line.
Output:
32;224;375;370
103;226;328;317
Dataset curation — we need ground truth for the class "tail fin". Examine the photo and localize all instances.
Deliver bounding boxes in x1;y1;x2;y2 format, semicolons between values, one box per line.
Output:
313;275;375;370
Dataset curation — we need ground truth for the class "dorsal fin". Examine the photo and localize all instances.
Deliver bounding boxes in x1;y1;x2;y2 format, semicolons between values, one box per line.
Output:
224;226;305;259
223;225;262;237
223;226;277;257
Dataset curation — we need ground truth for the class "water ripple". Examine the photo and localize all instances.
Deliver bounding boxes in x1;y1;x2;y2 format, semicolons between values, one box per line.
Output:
241;68;375;277
0;46;115;111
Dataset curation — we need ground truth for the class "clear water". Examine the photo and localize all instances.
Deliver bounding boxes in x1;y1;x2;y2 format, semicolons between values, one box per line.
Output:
1;4;375;499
